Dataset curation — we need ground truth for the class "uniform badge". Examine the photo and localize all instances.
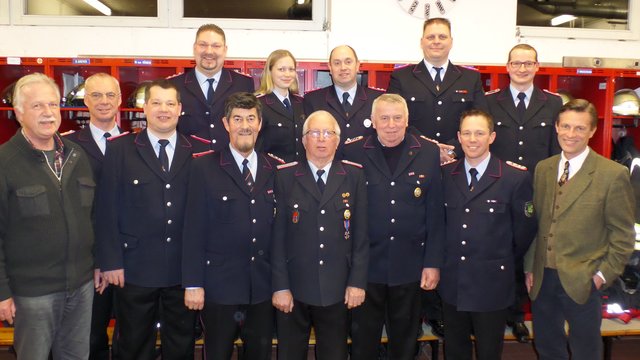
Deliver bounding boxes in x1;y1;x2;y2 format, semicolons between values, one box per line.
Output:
344;209;351;240
292;210;299;223
414;187;422;198
363;119;372;128
342;192;350;204
524;201;534;218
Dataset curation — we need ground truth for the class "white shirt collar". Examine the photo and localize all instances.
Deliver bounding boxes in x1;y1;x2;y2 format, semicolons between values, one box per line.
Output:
89;122;119;155
334;85;357;105
423;59;449;80
558;147;590;181
229;144;258;178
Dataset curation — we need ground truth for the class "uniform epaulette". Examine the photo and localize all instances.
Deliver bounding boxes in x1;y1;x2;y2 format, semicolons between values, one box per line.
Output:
107;131;130;141
192;150;215;158
368;86;385;92
255;92;266;98
341;159;363;168
485;88;500;96
543;89;560;97
419;135;439;144
459;64;480;72
277;161;298;170
190;134;212;145
394;63;411;70
165;72;183;79
506;161;528;171
60;130;75;136
267;153;285;164
344;136;364;145
304;88;321;95
233;69;252;78
440;159;457;167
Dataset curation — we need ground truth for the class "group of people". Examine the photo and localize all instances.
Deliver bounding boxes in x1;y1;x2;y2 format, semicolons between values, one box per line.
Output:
0;17;636;360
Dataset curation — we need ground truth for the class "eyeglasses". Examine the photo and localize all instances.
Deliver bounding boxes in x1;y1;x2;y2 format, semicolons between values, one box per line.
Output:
304;129;337;139
508;61;538;70
88;92;120;101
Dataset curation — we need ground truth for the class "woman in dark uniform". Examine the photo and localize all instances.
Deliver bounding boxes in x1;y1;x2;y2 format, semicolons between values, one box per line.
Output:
255;49;305;162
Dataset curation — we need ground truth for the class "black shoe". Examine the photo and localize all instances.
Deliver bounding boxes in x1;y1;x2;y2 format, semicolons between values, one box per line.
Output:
427;319;445;337
511;321;530;343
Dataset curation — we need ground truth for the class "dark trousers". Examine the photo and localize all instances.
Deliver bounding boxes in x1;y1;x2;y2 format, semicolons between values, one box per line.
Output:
421;289;443;321
442;301;508;360
115;284;197;360
276;300;348;360
202;300;274;360
507;260;528;323
532;268;603;360
89;286;115;360
351;282;420;360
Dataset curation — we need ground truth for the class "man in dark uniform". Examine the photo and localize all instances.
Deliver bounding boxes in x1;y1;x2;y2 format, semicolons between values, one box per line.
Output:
345;94;445;360
303;45;383;156
65;72;126;360
271;110;368;360
96;80;202;360
485;44;562;342
170;23;254;151
182;92;282;360
387;16;487;336
440;109;536;360
388;17;487;164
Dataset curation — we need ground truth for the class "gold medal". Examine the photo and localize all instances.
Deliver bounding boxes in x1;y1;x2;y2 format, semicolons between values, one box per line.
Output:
414;187;422;198
344;209;351;220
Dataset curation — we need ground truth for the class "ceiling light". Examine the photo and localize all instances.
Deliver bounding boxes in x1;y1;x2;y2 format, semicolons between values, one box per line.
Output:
83;0;112;16
551;14;577;26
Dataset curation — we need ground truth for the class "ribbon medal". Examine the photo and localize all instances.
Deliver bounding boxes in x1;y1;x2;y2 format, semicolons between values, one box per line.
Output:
344;209;351;240
292;210;299;223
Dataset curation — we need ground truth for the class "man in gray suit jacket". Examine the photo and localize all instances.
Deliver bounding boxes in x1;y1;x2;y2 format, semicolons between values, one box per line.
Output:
524;99;636;360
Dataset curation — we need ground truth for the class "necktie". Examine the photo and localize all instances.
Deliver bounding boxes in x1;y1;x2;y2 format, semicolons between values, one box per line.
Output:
342;92;352;115
434;67;443;91
101;132;112;155
206;78;215;101
316;169;326;193
104;132;112;139
242;159;254;191
283;98;293;113
558;160;570;186
517;92;527;121
469;168;479;191
158;139;170;172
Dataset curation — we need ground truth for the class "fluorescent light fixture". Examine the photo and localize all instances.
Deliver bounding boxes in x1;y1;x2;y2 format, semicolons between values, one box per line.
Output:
297;0;306;4
551;14;577;26
83;0;112;16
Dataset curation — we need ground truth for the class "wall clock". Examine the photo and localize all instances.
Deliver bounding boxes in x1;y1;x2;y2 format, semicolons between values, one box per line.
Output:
397;0;458;19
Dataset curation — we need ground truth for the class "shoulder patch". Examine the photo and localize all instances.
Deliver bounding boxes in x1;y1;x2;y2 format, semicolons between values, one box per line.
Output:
192;150;215;158
485;88;500;96
277;161;298;170
344;136;364;145
419;135;439;144
267;153;285;164
107;131;131;141
60;130;75;136
341;159;363;168
440;158;457;167
506;161;528;171
543;89;560;97
190;134;212;145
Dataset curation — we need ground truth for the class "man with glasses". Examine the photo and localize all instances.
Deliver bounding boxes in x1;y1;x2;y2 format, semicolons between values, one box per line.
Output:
96;80;204;360
525;99;635;360
440;109;536;360
171;23;254;151
182;92;282;360
65;72;126;360
344;94;445;360
485;44;563;342
0;73;95;359
272;110;368;360
303;45;383;156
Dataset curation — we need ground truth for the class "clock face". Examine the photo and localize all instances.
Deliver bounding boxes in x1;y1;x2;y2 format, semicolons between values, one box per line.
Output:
397;0;458;20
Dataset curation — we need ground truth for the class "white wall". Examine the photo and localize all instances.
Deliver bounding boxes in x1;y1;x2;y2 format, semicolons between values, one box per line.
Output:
0;0;639;65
